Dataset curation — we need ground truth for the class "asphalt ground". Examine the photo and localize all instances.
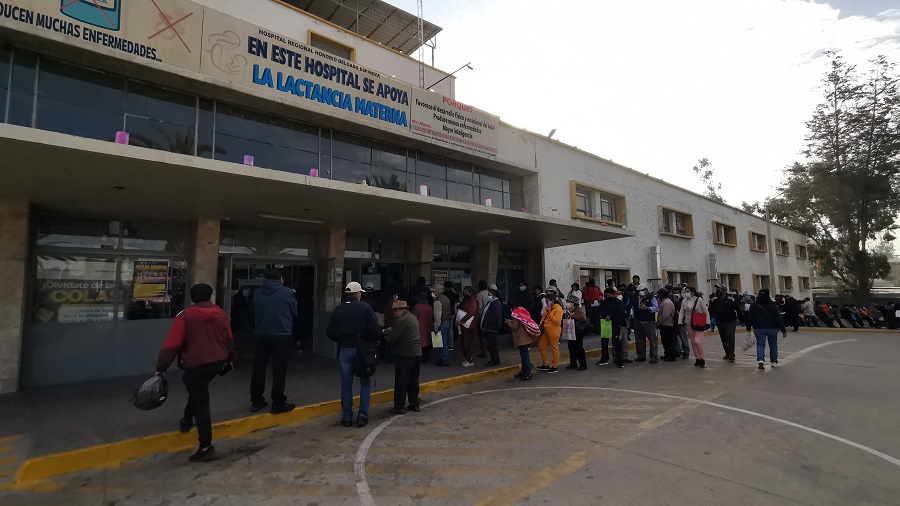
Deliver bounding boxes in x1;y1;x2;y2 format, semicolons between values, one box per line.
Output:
2;330;898;505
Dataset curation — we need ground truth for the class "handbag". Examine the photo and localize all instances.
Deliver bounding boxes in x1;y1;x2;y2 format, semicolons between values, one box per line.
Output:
431;330;443;348
560;318;576;341
741;331;756;352
599;318;613;339
690;297;710;331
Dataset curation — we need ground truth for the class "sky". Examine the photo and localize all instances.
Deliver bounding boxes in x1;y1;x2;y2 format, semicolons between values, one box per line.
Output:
383;0;900;253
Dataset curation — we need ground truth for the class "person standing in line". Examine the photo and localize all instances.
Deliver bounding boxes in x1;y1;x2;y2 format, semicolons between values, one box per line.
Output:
564;295;589;371
678;286;709;368
709;287;744;362
480;286;504;366
443;281;460;350
801;298;820;327
250;269;297;415
581;278;602;332
327;281;382;428
516;281;535;316
656;287;678;362
671;286;691;359
632;284;659;363
412;292;434;362
156;283;235;462
531;285;546;323
746;288;787;370
623;284;638;346
536;286;564;374
431;283;453;367
598;286;628;367
475;280;490;358
508;308;538;380
458;286;479;367
567;282;583;306
384;300;423;414
783;296;801;332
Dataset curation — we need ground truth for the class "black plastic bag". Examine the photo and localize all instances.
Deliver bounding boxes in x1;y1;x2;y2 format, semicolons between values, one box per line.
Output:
132;375;168;410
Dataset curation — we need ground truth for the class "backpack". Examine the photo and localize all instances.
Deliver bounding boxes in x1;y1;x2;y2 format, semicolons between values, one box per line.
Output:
354;337;379;378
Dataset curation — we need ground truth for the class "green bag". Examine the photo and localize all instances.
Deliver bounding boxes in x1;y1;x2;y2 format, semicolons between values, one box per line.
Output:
600;319;613;339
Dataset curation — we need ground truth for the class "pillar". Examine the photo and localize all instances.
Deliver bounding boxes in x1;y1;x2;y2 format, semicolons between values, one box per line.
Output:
0;200;29;393
473;241;500;287
314;228;346;358
190;218;220;300
406;235;434;284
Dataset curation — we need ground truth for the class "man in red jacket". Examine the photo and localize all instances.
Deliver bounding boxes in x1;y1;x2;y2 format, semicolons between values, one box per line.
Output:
582;278;603;332
156;283;236;462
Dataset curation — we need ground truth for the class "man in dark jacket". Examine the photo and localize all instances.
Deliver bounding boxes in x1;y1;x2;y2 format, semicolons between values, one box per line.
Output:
709;288;744;361
480;287;504;367
515;281;534;315
582;278;602;332
632;284;659;363
250;269;297;414
598;286;627;367
384;300;423;414
327;281;382;427
157;283;235;462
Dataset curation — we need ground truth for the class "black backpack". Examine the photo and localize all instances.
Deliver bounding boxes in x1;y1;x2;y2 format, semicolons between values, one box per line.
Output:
354;337;380;378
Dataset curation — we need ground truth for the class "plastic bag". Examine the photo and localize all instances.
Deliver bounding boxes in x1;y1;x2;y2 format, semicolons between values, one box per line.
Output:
600;319;613;339
560;319;576;341
740;331;756;352
431;330;443;348
132;375;168;411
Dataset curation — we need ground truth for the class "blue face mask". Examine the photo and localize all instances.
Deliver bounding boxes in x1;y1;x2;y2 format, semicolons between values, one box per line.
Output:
487;295;494;302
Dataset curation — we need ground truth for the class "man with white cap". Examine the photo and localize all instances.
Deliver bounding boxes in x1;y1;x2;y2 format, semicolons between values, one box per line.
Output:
632;283;660;363
327;281;382;428
431;283;453;366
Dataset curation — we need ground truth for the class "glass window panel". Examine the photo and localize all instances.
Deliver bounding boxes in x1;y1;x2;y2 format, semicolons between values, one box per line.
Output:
416;176;446;198
508;178;524;195
215;103;270;141
365;165;406;191
37;98;121;141
38;217;119;249
8;89;33;127
37;60;124;114
126;116;195;155
448;245;471;263
377;240;404;261
197;99;215;159
331;157;371;184
10;50;36;92
268;232;315;257
432;244;449;262
371;142;407;172
503;180;510;192
270;146;318;175
121;221;189;253
0;47;9;114
270;116;318;152
416;153;445;179
508;193;525;211
215;133;270;167
32;255;118;324
447;182;474;204
447;166;473;185
219;228;267;254
121;258;187;320
332;132;371;163
479;172;503;191
125;81;195;127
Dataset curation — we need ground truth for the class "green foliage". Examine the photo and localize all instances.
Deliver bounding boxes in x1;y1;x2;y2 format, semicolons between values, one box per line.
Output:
692;157;726;203
754;51;900;302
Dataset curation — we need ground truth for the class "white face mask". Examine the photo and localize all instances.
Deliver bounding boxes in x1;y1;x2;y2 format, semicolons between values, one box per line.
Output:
519;286;526;292
617;294;623;300
684;291;694;299
640;290;648;296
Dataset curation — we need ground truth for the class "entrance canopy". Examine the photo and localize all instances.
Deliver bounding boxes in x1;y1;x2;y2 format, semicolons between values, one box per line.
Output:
0;125;633;249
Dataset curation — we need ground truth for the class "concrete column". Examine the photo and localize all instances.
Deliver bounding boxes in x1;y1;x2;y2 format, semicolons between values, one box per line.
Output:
473;241;500;287
314;228;346;359
526;248;544;290
0;200;29;393
190;218;220;300
405;235;434;284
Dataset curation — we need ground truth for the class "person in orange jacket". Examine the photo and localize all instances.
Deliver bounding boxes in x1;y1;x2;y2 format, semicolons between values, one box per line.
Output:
536;286;564;373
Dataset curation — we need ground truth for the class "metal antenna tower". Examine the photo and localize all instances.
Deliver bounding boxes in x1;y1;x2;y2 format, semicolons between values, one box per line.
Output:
417;0;425;88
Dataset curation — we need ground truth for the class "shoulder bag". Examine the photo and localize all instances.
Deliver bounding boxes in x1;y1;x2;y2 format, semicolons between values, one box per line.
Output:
690;297;710;331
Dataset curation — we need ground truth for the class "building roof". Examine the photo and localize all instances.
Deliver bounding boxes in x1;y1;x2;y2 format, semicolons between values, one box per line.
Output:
279;0;442;55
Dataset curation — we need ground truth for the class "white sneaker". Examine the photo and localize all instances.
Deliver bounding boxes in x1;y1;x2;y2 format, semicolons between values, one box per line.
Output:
462;361;474;367
771;362;780;368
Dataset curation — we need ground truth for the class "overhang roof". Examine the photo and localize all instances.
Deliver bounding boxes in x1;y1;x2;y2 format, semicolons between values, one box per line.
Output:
0;125;633;250
279;0;442;55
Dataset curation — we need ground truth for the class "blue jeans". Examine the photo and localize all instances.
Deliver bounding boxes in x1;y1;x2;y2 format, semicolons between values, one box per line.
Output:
754;328;779;363
439;320;452;364
518;345;532;377
339;347;371;421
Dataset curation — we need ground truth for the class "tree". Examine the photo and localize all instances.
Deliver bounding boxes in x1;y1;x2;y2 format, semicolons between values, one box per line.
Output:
692;157;726;203
751;51;900;303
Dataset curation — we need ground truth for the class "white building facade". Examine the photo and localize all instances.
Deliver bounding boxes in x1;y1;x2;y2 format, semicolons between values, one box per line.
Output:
0;0;810;391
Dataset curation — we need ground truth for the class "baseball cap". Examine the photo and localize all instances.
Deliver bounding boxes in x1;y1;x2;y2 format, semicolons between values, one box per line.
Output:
488;283;498;291
345;281;365;293
637;284;648;291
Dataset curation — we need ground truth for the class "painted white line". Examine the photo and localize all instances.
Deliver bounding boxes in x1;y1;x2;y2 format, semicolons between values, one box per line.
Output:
355;339;883;505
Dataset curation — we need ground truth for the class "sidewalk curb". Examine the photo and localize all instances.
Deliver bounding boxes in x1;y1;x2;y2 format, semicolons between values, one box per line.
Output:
5;344;629;488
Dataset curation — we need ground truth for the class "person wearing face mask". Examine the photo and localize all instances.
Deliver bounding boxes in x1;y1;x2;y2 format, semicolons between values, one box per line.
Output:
582;278;602;332
431;283;453;367
746;288;787;369
516;281;534;315
632;284;660;363
536;287;564;373
677;286;710;367
457;287;479;367
564;295;589;371
480;287;504;367
709;287;744;362
656;288;678;361
598;286;627;367
670;286;691;359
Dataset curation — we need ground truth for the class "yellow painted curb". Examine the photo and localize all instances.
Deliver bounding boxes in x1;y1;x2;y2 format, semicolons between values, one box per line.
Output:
9;343;637;487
